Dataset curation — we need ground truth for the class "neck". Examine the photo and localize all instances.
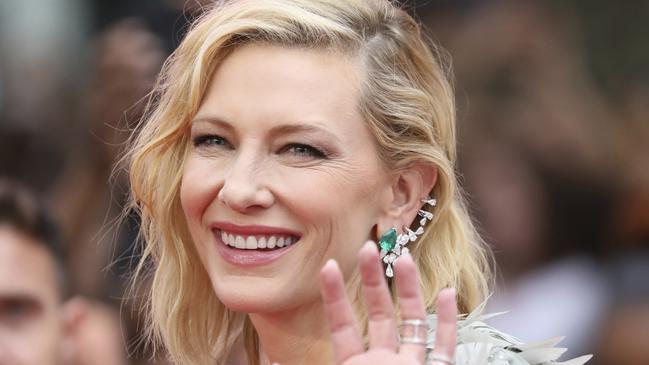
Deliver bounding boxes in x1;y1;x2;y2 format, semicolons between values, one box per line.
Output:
249;299;333;365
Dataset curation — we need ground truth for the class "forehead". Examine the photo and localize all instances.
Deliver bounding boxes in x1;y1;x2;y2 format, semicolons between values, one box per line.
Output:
196;43;367;137
0;225;60;304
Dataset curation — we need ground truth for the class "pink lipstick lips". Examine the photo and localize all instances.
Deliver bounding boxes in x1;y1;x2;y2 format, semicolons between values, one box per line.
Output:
211;222;301;266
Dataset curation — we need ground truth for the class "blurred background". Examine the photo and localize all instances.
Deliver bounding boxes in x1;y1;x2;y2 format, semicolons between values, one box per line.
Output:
0;0;647;364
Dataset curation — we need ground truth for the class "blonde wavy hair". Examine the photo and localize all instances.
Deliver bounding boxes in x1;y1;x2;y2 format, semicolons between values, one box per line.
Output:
124;0;492;364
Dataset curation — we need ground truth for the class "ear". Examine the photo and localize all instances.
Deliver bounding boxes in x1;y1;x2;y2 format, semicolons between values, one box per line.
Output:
377;163;437;236
59;296;89;363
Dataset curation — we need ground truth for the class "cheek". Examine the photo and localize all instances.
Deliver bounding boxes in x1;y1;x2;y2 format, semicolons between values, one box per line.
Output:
180;156;222;227
179;156;225;263
274;165;382;249
10;312;64;363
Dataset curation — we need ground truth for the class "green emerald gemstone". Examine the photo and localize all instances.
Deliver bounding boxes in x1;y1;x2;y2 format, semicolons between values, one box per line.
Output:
378;228;397;251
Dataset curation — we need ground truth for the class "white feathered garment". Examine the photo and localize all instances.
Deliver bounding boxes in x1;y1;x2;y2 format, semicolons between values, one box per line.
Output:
425;303;593;365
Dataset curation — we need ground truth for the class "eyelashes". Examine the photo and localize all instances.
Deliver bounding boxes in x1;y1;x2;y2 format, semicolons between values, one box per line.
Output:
192;134;232;148
192;134;329;159
278;143;327;159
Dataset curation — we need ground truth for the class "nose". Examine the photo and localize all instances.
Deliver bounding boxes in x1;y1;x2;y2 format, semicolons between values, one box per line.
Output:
217;150;274;212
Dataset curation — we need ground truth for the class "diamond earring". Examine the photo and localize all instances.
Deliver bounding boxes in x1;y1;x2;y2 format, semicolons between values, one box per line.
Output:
378;196;437;278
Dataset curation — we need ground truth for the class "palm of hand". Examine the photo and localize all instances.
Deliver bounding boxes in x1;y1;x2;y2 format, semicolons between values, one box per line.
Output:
319;241;458;365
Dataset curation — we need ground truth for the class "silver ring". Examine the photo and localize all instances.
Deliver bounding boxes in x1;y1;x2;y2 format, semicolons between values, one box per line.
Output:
427;354;454;365
399;318;428;346
400;319;429;327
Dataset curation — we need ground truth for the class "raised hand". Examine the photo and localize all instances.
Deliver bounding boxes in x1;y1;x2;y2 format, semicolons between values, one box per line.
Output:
320;241;458;365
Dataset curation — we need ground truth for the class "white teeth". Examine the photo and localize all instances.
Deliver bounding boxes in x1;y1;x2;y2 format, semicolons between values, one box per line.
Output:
220;230;298;250
245;236;257;249
235;236;245;249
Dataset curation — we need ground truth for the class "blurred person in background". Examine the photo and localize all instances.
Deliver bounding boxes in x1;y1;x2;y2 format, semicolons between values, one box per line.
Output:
49;18;165;299
0;179;126;365
1;7;171;363
420;0;649;362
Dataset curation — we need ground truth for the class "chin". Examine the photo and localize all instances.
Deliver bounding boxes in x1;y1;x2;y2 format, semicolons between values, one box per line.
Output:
211;275;317;314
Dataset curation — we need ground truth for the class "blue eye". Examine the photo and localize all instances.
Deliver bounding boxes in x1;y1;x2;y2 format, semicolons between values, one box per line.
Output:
282;143;327;158
193;134;231;148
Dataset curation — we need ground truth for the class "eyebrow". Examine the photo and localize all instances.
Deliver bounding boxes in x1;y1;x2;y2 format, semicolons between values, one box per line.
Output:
191;117;234;132
191;116;342;142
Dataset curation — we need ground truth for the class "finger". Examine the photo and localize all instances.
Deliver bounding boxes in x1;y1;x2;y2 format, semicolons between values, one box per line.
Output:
430;288;457;364
394;252;428;362
358;241;398;351
320;259;364;363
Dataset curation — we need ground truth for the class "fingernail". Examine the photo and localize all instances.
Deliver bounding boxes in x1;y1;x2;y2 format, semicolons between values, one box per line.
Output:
363;240;376;251
358;241;377;259
325;258;339;270
401;250;413;261
394;251;413;268
444;287;456;297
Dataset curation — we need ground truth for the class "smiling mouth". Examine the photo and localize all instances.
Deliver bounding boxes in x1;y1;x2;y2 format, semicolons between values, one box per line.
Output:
217;229;301;250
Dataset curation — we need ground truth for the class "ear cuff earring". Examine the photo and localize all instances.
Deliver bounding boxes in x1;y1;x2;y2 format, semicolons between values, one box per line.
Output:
378;197;437;278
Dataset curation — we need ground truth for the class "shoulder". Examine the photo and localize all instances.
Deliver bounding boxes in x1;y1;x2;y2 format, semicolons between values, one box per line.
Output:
425;307;593;365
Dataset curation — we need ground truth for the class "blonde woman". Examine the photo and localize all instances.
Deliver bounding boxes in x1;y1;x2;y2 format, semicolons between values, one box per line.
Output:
124;1;592;364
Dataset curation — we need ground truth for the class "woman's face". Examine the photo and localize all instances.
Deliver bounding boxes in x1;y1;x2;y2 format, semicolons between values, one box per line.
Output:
180;44;391;313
